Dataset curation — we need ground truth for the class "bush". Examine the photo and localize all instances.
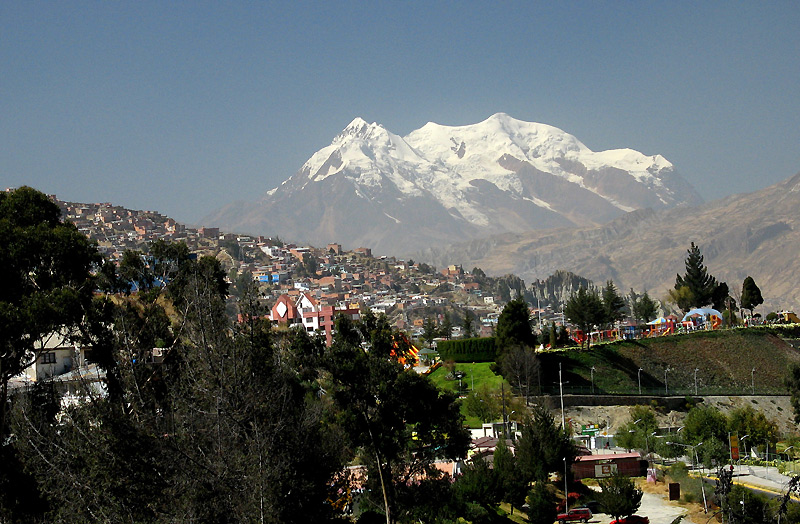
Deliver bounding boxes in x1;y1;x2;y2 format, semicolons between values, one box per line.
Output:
437;337;497;363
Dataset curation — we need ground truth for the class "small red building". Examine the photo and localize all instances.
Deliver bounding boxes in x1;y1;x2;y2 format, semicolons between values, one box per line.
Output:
571;452;646;480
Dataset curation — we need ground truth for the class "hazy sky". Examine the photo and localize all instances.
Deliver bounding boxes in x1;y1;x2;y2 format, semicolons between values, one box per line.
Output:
2;2;799;224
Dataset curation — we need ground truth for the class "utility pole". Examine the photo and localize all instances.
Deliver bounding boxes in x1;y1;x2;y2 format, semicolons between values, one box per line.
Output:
501;382;508;440
559;362;565;430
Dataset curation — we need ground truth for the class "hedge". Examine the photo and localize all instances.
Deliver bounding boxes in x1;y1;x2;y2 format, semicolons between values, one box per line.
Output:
436;337;496;363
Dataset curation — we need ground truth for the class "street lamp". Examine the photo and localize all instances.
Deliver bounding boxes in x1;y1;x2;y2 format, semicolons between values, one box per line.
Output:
563;456;569;511
664;366;671;395
785;446;795;474
591;366;596;395
739;434;749;475
694;368;700;396
471;362;475;391
638;368;643;395
751;368;756;395
559;363;566;430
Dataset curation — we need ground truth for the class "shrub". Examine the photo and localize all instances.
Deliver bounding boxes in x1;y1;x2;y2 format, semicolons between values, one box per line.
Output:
437;337;497;363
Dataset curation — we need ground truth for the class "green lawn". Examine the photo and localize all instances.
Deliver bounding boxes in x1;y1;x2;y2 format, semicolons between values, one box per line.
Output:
427;361;505;393
427;362;510;428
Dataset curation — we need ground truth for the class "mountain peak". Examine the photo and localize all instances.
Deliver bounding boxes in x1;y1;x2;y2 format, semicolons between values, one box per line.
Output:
334;117;386;144
207;113;704;255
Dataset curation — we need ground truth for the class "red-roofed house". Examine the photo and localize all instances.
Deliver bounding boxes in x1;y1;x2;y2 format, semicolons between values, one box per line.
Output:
270;294;300;327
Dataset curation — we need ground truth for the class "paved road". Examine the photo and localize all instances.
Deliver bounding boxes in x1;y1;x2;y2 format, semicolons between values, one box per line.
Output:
590;491;698;524
586;485;698;524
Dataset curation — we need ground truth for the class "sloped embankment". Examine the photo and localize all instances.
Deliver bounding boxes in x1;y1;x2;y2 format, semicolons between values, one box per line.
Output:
540;329;800;395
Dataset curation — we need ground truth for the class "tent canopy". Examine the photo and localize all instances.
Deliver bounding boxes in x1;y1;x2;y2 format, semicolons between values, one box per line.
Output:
682;308;722;322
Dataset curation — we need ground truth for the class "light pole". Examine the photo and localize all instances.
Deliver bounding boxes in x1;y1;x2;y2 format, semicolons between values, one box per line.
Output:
563;456;569;511
638;368;643;395
739;434;749;476
785;446;795;474
668;441;707;513
751;368;755;395
591;366;596;395
664;366;671;396
694;368;700;396
559;363;565;430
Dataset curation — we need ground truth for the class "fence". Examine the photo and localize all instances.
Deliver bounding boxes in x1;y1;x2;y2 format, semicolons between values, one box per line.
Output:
535;384;789;397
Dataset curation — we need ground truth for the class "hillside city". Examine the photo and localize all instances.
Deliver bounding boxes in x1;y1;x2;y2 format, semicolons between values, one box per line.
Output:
56;196;566;342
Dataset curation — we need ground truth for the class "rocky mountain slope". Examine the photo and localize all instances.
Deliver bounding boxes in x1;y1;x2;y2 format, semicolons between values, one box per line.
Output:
204;114;701;254
416;171;800;312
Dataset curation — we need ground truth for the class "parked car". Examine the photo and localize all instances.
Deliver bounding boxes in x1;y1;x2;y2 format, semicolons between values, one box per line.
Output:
556;507;593;523
610;516;650;524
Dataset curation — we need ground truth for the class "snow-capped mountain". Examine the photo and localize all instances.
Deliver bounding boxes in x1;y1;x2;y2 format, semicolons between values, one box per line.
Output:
205;113;703;254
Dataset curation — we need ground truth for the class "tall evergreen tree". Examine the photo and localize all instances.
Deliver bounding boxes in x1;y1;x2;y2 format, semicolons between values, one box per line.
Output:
631;290;658;323
741;276;764;318
564;287;604;349
674;242;719;311
495;296;536;352
461;312;476;338
515;404;576;483
601;280;627;327
440;312;453;340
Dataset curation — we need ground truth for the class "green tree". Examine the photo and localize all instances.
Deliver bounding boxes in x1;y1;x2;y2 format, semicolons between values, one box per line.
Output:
697;439;730;470
728;405;779;453
596;471;643;520
683;404;730;467
601;280;627;327
494;438;528;513
440;312;453;340
464;384;501;423
462;312;476;338
631;289;658;323
616;406;659;456
674;242;719;311
495;296;536;352
452;456;499;511
0;187;102;438
526;482;558;524
500;346;539;403
741;276;764;318
422;316;439;346
516;403;576;483
9;241;348;523
786;363;800;424
726;484;769;524
564;287;604;349
325;314;470;523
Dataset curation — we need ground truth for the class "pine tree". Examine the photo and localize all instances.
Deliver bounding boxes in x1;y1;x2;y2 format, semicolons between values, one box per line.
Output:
440;312;453;340
674;242;719;311
564;287;604;349
495;297;536;351
601;280;627;327
741;276;764;318
632;290;658;323
462;312;475;338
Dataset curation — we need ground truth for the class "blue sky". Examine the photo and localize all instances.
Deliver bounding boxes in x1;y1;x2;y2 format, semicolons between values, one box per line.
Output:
2;2;799;223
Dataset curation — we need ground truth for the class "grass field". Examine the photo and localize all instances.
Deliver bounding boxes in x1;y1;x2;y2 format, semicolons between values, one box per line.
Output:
427;362;511;428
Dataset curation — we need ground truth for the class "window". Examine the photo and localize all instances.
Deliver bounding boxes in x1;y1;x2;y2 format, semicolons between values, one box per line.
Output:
42;352;56;364
319;316;325;322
